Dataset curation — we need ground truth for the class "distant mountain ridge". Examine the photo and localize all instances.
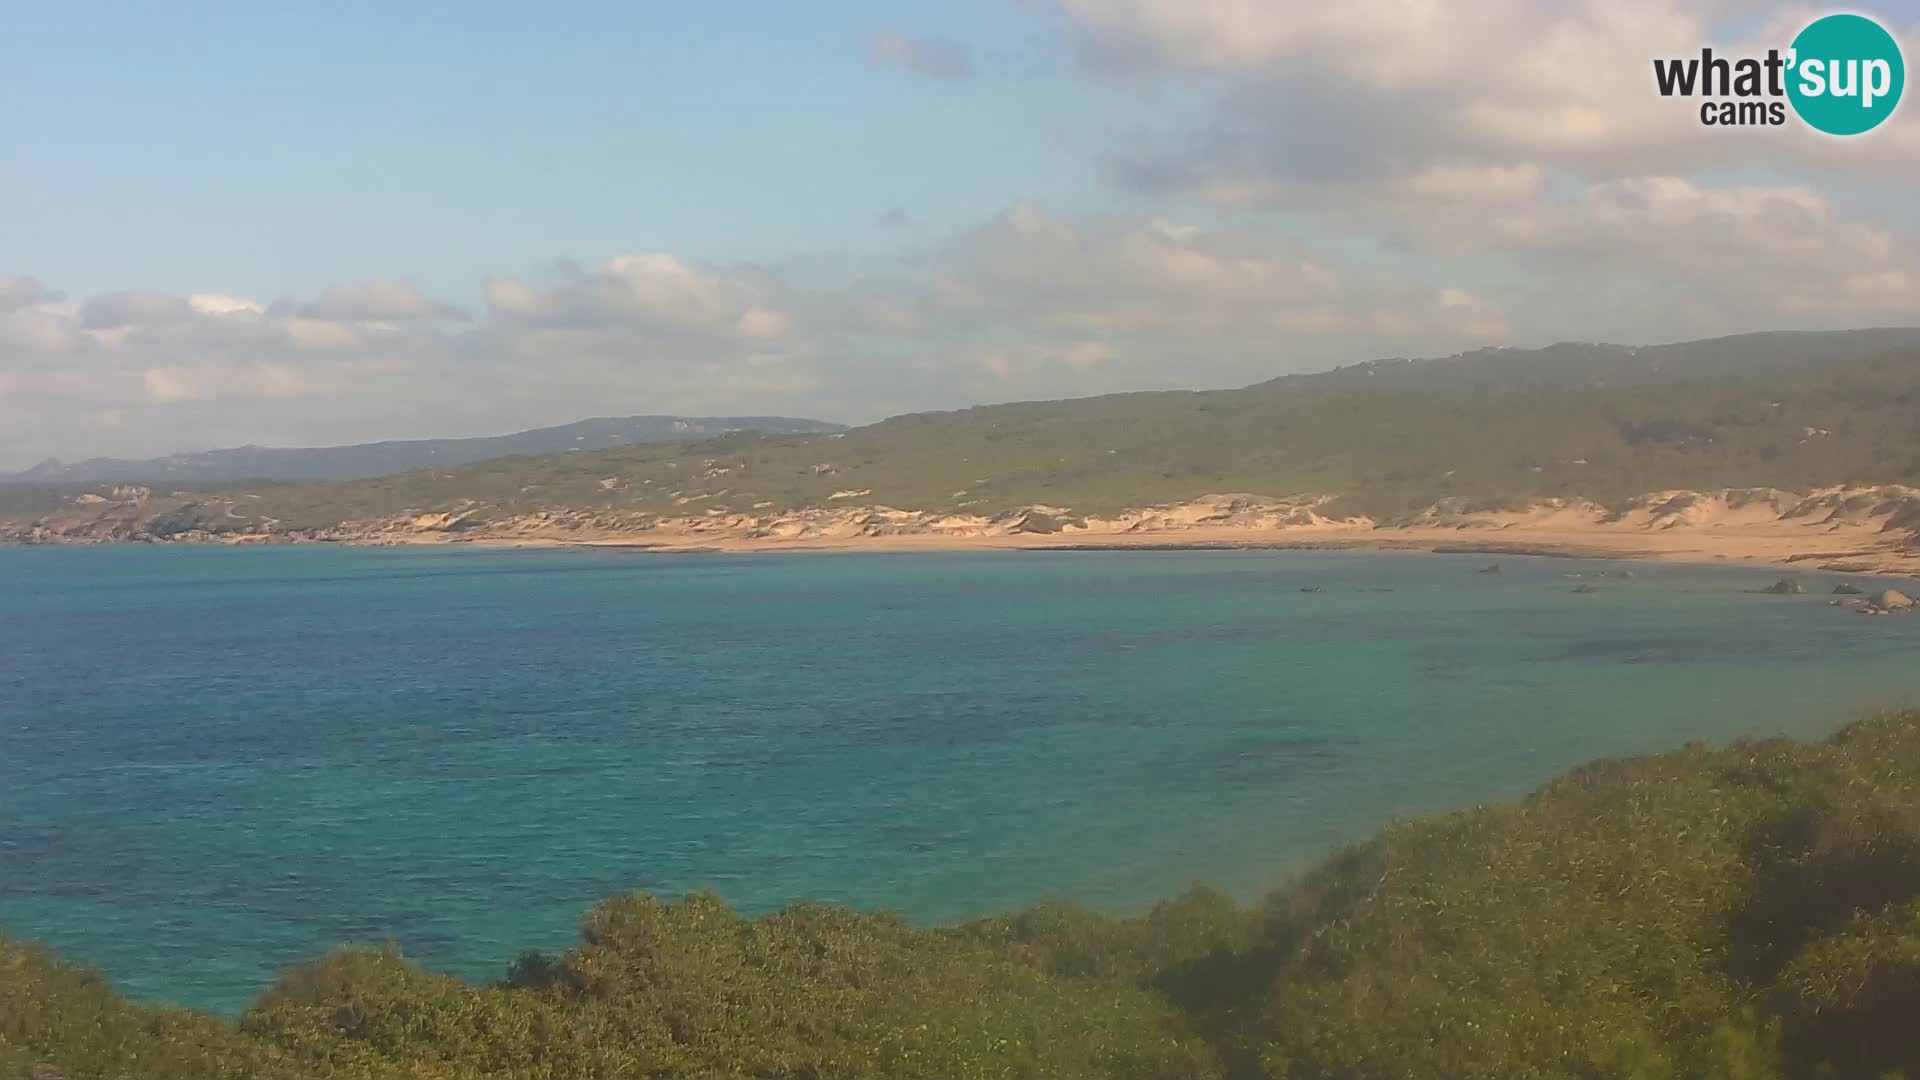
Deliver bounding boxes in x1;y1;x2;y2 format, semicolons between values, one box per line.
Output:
10;327;1920;541
1284;328;1920;392
16;329;1920;488
6;415;845;485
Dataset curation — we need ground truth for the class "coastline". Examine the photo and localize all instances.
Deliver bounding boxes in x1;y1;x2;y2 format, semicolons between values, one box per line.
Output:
9;485;1920;577
452;517;1920;576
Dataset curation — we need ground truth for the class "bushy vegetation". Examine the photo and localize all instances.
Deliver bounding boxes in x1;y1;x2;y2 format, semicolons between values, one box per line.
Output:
15;712;1920;1078
241;896;1219;1080
0;937;289;1079
13;339;1920;537
0;485;72;519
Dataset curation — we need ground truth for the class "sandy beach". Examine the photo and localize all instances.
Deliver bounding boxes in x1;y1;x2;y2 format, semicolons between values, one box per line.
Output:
12;485;1920;577
465;524;1919;575
448;488;1920;577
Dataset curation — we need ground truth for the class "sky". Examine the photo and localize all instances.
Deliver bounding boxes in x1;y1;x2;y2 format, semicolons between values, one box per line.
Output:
3;0;1919;468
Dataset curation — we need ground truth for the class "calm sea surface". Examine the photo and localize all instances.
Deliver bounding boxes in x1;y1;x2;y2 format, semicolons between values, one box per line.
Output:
3;544;1917;1013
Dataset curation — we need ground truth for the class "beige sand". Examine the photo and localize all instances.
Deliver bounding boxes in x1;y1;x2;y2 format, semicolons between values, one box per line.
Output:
444;487;1920;576
14;486;1919;575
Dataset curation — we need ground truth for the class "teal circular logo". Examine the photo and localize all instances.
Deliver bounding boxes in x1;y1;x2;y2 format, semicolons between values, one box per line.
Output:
1787;13;1905;135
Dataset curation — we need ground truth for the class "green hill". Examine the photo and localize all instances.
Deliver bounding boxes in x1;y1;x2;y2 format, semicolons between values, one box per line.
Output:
11;710;1920;1078
1293;328;1920;392
1;415;845;486
5;329;1920;537
212;339;1920;527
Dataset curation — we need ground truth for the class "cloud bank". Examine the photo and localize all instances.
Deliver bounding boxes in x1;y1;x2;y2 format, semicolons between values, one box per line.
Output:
0;207;1522;466
5;0;1917;467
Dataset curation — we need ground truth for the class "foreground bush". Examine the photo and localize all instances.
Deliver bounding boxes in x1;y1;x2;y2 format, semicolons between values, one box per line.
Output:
11;711;1920;1078
241;895;1220;1079
0;938;286;1079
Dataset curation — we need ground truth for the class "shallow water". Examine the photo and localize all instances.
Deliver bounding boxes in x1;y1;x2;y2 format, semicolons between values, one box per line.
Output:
2;544;1916;1013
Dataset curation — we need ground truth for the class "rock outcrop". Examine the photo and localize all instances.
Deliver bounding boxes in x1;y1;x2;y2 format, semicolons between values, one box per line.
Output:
1867;589;1915;614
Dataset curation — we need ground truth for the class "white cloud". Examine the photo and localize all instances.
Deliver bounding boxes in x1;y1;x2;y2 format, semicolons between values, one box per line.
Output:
142;362;321;404
1073;1;1920;203
0;211;1531;465
141;367;197;403
910;204;1503;346
0;306;81;354
189;294;264;317
81;290;197;330
0;274;63;312
281;318;362;350
0;163;1910;469
294;280;465;323
1066;0;1769;164
1055;0;1920;347
1434;177;1920;324
1059;340;1115;371
736;306;791;340
487;254;794;342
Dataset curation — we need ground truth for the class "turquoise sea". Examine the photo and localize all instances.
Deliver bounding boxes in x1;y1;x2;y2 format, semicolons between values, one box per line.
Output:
2;544;1918;1014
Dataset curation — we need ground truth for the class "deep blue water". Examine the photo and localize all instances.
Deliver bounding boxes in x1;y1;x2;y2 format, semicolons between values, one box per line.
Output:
2;544;1917;1014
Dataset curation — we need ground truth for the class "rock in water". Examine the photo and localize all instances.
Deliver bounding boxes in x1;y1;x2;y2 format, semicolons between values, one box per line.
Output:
1572;584;1600;594
1869;589;1915;613
1758;578;1805;595
1833;582;1866;595
1478;563;1501;574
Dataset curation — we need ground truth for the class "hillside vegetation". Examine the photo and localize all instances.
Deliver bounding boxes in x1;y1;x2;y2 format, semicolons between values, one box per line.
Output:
13;711;1920;1078
4;330;1920;537
1298;328;1920;392
233;342;1920;528
1;416;844;486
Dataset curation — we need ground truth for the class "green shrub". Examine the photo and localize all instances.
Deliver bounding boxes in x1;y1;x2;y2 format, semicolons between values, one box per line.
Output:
240;893;1221;1080
0;936;287;1080
1775;899;1920;1078
13;712;1920;1078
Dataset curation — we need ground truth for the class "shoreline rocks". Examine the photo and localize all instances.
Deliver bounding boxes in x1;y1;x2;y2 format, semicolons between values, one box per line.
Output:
1865;589;1915;615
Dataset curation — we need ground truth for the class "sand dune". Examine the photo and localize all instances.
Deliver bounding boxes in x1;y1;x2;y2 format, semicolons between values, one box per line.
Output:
426;486;1920;576
10;484;1919;575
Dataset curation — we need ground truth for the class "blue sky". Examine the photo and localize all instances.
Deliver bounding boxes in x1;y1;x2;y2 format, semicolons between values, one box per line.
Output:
3;2;1144;300
2;1;1918;466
